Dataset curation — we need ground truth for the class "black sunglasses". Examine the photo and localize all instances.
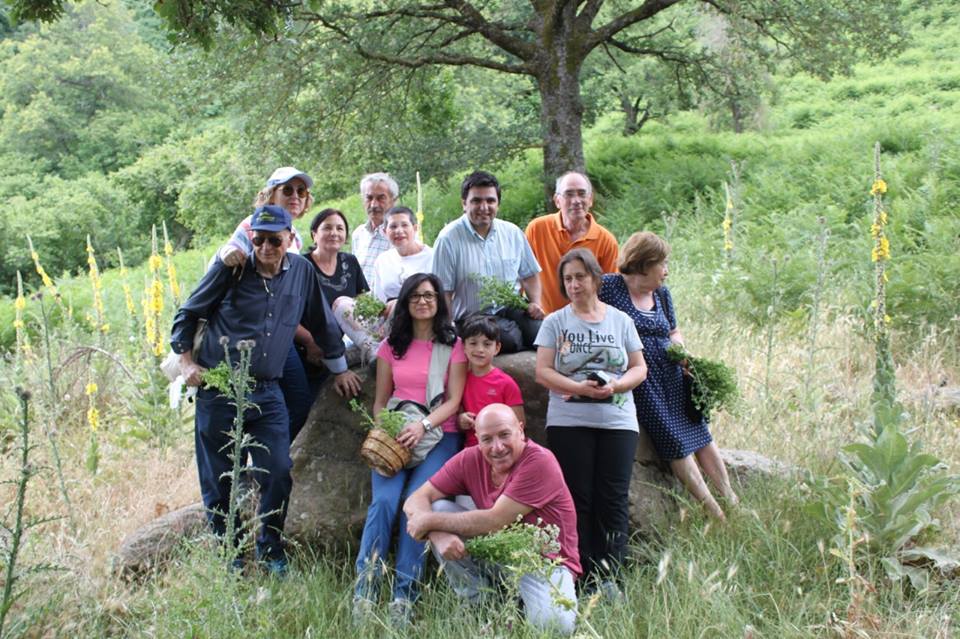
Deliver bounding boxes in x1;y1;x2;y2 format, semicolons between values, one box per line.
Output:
280;184;309;197
252;235;284;247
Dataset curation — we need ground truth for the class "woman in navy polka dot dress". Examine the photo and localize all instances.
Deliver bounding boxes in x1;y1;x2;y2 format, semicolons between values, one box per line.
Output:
599;232;738;520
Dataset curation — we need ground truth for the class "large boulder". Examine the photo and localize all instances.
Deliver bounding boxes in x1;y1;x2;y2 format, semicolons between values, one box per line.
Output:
117;351;791;574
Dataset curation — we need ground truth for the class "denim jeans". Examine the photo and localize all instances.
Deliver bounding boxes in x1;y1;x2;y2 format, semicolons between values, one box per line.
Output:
355;432;463;601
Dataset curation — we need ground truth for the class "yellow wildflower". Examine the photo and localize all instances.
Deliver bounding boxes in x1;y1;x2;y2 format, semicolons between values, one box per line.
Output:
870;179;887;195
149;255;163;271
87;407;101;432
86;382;98;395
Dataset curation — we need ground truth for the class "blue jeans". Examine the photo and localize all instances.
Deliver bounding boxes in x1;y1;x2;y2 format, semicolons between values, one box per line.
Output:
355;432;463;601
194;381;291;561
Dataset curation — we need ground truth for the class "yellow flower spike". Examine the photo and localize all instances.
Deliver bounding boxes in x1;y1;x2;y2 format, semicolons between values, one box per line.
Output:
86;382;98;395
87;407;100;432
14;296;25;311
149;255;163;270
870;179;887;195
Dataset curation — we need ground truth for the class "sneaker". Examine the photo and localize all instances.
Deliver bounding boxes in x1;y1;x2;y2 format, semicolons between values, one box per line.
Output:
262;557;289;578
351;595;376;627
599;579;624;603
228;556;245;574
388;597;414;629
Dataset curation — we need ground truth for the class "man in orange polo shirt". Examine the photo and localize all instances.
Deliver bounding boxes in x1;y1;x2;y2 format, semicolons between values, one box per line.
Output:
525;171;619;314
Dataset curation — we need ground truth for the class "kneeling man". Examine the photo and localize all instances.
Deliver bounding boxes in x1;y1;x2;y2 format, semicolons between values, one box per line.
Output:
404;404;580;634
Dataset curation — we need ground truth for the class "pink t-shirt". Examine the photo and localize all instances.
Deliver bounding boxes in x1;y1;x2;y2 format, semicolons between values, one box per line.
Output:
377;337;467;432
461;367;523;447
429;441;582;575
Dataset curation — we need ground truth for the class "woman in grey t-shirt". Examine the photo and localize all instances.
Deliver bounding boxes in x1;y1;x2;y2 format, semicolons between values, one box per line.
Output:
534;248;647;596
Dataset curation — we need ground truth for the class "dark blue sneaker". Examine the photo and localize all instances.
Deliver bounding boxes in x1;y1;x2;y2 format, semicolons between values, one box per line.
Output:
262;557;289;578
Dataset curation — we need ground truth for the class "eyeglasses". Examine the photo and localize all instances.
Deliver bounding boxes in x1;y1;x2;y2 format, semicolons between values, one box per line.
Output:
251;235;284;247
559;189;590;200
409;292;438;303
279;184;309;198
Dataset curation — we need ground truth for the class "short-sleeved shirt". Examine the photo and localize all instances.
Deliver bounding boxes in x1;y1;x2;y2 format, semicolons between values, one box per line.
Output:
373;245;434;302
352;221;391;289
376;337;467;432
534;304;643;431
525;212;619;314
429;440;581;575
461;367;524;447
432;215;542;320
305;251;368;304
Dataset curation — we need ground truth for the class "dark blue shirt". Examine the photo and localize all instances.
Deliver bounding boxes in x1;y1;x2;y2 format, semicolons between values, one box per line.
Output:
170;253;347;379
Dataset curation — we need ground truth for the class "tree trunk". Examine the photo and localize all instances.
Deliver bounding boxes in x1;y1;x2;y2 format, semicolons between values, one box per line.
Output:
536;56;585;211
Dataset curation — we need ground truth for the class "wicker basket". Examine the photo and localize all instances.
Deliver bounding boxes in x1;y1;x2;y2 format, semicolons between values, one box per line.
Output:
360;428;411;477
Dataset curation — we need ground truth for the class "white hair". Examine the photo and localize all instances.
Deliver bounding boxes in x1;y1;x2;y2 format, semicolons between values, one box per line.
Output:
360;172;400;199
554;171;593;196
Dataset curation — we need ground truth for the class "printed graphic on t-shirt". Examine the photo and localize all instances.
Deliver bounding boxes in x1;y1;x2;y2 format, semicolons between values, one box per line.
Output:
554;327;625;403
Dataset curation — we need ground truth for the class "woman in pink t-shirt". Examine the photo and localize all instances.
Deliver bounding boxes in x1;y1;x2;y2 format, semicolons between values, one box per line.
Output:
354;273;467;620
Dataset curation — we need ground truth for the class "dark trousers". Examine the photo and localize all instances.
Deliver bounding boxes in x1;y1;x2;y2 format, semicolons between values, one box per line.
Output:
547;427;638;582
194;381;292;561
281;343;314;443
456;308;541;354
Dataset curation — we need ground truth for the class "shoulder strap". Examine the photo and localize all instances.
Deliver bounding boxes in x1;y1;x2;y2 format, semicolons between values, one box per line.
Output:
426;341;454;409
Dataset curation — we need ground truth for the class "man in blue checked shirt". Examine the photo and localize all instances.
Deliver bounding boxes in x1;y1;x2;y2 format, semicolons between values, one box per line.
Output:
432;170;545;353
170;205;360;574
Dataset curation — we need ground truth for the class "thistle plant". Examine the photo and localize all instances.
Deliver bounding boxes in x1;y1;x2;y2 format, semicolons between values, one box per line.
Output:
0;389;61;639
216;338;263;564
349;398;407;438
475;274;528;311
666;343;739;420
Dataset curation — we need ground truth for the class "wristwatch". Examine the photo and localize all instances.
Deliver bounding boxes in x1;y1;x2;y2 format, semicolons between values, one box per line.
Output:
420;417;435;432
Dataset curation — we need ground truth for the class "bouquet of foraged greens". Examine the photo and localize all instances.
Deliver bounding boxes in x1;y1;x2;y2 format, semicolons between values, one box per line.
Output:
475;274;528;312
666;343;739;421
351;398;411;476
351;292;386;325
465;518;561;574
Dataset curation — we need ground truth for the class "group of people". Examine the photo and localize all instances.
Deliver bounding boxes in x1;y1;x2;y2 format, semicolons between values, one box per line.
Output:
170;166;739;635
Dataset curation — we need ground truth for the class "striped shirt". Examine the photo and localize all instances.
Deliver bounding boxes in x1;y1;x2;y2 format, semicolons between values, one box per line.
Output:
351;220;390;290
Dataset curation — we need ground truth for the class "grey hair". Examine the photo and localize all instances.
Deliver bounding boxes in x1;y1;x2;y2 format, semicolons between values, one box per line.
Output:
360;172;400;199
554;171;593;196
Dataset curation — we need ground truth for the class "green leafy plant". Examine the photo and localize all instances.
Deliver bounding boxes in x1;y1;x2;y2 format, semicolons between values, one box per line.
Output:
200;360;234;395
666;343;739;419
465;519;561;573
806;425;960;590
351;292;386;325
475;275;528;311
349;399;407;438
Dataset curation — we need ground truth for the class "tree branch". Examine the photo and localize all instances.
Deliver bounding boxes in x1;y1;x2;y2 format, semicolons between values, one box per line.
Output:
585;0;683;51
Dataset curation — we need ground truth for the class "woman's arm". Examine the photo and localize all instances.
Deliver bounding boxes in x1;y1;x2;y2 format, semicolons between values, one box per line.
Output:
372;355;394;418
611;349;647;393
669;328;685;346
535;346;611;400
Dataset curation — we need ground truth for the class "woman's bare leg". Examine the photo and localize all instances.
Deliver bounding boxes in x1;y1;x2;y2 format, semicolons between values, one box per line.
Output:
694;442;739;506
669;455;725;521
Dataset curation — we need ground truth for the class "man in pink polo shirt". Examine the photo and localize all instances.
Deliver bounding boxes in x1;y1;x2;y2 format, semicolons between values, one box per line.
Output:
404;404;580;635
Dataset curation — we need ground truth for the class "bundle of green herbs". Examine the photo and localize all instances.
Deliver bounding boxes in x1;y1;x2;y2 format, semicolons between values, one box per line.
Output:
666;343;739;420
475;274;528;311
349;398;407;438
465;519;561;574
351;292;386;325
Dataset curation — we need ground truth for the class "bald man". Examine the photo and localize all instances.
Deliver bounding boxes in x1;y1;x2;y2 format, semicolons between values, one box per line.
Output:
404;404;580;635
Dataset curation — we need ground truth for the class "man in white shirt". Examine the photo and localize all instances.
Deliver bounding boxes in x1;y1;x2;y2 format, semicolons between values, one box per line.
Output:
352;173;398;290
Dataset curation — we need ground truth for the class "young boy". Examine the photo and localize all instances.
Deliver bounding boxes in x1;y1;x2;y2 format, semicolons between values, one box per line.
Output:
458;315;525;447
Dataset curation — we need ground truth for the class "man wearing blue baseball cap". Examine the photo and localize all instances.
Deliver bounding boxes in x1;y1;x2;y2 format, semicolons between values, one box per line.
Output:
171;204;358;575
